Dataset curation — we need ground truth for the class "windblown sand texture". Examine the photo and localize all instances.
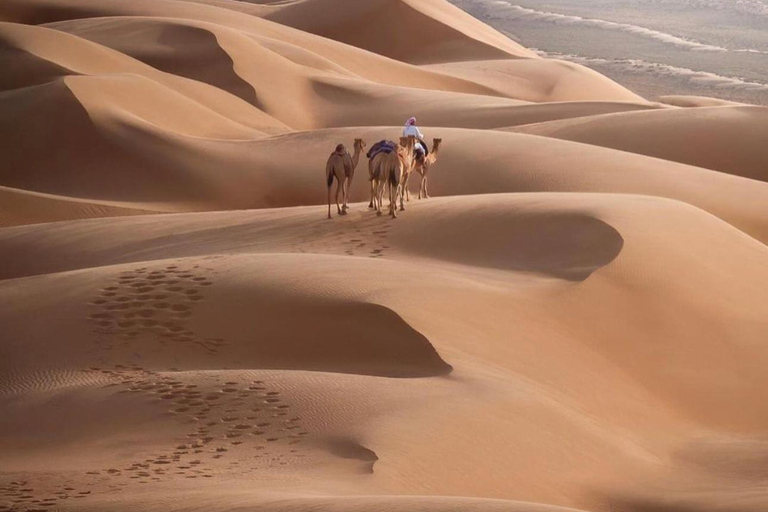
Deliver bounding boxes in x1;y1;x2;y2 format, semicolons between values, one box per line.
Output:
1;1;767;512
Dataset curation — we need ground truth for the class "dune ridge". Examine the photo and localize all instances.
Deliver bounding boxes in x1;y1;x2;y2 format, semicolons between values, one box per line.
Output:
509;105;768;182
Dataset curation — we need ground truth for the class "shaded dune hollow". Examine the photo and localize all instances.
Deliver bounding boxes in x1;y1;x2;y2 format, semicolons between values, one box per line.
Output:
396;206;624;281
70;258;454;378
46;17;260;107
325;437;379;474
218;298;453;378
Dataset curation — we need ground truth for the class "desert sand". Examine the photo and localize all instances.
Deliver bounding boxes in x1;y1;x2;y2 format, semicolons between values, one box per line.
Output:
1;1;767;512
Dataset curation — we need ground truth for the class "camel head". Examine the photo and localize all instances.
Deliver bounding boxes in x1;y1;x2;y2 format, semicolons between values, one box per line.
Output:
432;138;442;150
354;138;366;152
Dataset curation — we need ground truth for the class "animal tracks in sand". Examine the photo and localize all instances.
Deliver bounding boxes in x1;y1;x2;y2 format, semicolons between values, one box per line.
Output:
96;369;310;478
87;263;226;354
1;368;311;511
294;217;393;259
0;479;95;511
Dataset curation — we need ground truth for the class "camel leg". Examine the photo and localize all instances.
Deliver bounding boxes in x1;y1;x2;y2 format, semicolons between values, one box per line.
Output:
335;180;343;215
368;179;375;209
342;177;349;212
381;181;387;216
390;183;398;218
380;181;387;217
399;173;408;211
392;183;399;218
425;176;430;198
327;183;332;219
406;174;412;202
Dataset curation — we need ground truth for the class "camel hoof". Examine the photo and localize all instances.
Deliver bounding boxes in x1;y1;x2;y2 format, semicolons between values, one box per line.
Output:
399;206;405;211
376;211;382;217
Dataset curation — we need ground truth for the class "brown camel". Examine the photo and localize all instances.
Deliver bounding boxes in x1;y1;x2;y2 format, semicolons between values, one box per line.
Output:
370;144;406;218
415;138;442;199
326;138;365;219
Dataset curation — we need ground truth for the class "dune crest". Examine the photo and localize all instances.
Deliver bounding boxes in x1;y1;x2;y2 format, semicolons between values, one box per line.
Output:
510;105;768;183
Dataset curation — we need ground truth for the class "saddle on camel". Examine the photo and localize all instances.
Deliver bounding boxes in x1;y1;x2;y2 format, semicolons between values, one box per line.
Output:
366;140;398;160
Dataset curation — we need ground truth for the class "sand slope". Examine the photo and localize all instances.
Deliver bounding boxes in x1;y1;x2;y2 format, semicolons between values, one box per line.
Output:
44;16;656;130
510;106;768;182
5;105;768;238
4;108;768;243
0;186;154;227
262;0;536;63
1;195;767;512
1;0;647;105
424;59;648;103
659;95;750;107
0;21;289;134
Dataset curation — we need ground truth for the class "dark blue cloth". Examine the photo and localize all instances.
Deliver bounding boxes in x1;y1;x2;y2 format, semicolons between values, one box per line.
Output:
367;140;397;159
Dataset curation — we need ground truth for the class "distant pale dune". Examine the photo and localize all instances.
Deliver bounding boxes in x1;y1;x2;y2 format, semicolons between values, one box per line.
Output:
1;1;767;512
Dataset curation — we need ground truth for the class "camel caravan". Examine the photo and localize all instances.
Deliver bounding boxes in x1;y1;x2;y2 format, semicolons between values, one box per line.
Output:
326;118;442;219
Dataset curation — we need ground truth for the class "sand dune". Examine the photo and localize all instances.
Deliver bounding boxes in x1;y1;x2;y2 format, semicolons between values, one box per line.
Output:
659;95;750;108
1;0;648;105
0;185;154;227
2;0;767;511
1;195;767;512
3;0;498;94
4;114;768;243
44;16;656;130
45;16;514;130
424;59;648;103
0;77;258;205
509;106;768;182
0;21;289;133
4;115;768;240
202;127;768;243
261;0;536;63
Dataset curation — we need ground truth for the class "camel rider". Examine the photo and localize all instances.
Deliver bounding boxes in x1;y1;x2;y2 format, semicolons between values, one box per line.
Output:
403;117;428;160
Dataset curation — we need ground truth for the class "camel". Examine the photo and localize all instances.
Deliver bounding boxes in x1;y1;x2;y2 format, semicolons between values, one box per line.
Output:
326;138;365;219
366;140;395;209
370;144;407;218
414;138;442;199
397;136;417;211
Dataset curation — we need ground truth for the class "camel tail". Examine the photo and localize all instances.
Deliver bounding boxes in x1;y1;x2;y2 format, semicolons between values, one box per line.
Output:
326;160;335;187
389;167;401;187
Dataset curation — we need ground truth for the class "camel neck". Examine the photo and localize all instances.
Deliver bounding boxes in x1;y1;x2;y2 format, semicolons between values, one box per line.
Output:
352;147;362;168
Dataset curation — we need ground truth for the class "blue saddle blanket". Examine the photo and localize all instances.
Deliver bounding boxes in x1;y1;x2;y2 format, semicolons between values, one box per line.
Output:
367;140;397;159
